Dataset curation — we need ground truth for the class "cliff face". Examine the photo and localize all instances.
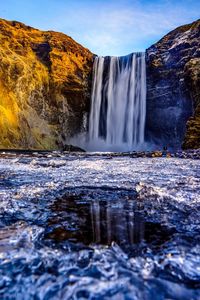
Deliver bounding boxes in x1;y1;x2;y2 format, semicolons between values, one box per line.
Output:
1;18;200;151
146;19;200;149
0;19;93;149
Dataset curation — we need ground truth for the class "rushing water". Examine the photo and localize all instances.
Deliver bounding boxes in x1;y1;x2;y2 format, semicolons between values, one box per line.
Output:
0;152;200;299
88;53;146;152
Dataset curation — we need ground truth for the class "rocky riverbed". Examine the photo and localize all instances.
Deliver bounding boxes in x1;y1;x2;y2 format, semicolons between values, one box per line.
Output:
0;152;200;299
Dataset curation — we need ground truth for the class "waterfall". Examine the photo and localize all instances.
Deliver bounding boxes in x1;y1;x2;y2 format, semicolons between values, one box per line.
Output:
87;53;146;152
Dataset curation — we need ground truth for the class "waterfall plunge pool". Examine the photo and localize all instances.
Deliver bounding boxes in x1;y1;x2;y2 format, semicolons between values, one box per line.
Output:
0;152;200;299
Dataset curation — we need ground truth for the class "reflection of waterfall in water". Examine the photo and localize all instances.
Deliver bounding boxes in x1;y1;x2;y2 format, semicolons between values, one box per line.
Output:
47;197;144;246
47;194;173;250
87;53;146;152
89;200;145;245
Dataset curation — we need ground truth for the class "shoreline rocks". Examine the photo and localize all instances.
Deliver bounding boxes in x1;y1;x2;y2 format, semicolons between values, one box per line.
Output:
0;149;200;160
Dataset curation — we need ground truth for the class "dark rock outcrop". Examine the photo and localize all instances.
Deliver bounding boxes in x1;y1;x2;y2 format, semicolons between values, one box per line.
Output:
63;144;86;152
182;58;200;149
146;19;200;149
0;19;93;150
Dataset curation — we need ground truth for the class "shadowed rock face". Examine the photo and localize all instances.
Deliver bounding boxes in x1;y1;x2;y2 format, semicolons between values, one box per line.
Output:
183;58;200;149
146;19;200;149
0;19;93;150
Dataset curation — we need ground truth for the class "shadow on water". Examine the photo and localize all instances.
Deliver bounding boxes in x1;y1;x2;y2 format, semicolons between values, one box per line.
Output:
44;191;175;253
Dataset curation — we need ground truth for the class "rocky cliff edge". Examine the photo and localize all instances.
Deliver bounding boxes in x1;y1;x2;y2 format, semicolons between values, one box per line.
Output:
0;19;93;149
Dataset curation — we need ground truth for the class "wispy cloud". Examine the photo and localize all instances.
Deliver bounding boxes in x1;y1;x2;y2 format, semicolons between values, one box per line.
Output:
1;0;200;55
47;0;200;55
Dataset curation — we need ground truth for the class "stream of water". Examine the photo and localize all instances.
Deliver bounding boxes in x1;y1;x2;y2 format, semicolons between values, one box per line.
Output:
0;152;200;299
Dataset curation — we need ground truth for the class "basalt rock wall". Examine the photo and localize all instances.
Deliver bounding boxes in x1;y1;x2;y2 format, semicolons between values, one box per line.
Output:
146;19;200;149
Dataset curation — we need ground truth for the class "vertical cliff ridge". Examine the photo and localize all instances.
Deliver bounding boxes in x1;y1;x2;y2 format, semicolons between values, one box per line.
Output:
146;19;200;149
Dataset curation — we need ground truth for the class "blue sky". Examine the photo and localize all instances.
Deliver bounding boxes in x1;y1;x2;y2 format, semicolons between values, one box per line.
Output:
0;0;200;56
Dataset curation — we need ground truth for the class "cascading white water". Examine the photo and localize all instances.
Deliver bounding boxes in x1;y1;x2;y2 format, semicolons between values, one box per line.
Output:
87;53;146;152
